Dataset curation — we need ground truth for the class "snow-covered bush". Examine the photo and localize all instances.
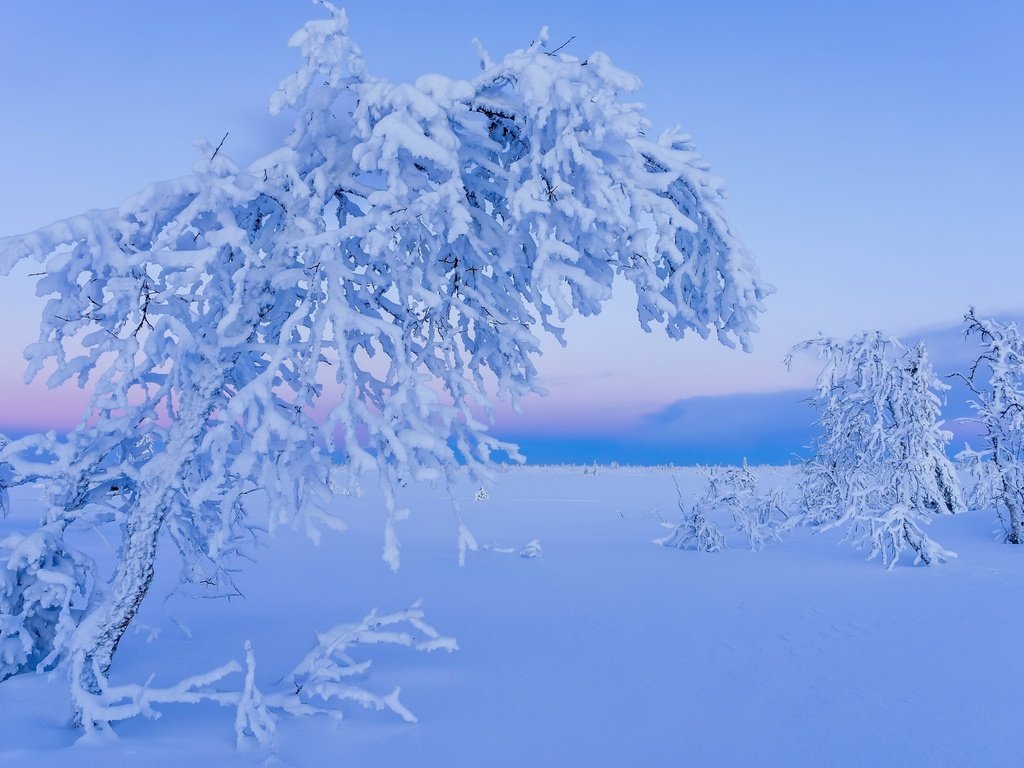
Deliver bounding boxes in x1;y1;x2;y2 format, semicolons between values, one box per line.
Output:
658;464;787;552
732;487;788;551
788;333;963;568
955;310;1024;543
705;463;757;505
656;474;728;552
0;4;768;726
657;504;727;553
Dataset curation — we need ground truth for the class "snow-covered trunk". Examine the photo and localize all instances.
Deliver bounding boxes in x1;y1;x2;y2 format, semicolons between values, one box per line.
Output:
68;376;219;724
990;440;1023;544
1002;489;1022;544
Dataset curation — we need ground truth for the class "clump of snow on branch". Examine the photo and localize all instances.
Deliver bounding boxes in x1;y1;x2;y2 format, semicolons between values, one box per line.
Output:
0;1;767;725
517;539;542;558
480;538;543;558
788;332;963;568
954;310;1024;543
72;601;455;744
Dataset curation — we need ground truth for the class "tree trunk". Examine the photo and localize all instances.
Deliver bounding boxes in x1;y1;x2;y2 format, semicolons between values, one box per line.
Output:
68;379;218;726
1005;494;1023;544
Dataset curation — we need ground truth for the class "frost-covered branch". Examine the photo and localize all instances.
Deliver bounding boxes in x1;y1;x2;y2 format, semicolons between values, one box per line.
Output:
73;601;456;745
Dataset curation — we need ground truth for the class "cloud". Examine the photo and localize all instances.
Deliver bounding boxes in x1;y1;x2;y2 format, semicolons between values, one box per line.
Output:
497;389;817;465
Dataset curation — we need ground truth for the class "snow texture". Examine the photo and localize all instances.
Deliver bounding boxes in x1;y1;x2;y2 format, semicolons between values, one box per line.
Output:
0;467;1018;767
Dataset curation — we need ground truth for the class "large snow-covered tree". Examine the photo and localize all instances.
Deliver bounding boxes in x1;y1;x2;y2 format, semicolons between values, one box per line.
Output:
955;310;1024;543
788;332;963;568
0;5;768;725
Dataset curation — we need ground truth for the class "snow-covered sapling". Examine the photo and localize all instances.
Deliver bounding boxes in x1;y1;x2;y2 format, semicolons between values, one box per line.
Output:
0;4;768;726
788;333;963;568
954;310;1024;543
656;474;727;552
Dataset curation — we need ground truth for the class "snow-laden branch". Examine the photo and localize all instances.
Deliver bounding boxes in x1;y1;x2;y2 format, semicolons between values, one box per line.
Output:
73;601;456;745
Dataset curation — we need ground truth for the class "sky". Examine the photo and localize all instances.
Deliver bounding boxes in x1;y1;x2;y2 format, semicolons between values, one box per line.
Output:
0;1;1021;463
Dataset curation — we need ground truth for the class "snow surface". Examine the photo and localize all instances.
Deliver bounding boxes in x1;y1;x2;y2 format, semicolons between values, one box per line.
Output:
1;464;1021;767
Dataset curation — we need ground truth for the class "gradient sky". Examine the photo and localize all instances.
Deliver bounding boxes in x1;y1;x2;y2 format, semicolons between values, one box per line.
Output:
1;1;1022;462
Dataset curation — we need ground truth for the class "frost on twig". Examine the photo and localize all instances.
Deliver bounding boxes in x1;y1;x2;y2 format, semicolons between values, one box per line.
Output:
72;601;456;746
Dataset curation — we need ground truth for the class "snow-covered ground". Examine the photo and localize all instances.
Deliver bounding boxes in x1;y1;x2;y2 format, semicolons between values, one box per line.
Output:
2;465;1021;767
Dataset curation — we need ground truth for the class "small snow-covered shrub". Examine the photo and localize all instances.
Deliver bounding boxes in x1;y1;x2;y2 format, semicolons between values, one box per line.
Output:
705;463;757;504
732;488;788;551
656;477;727;553
656;506;727;553
658;465;787;553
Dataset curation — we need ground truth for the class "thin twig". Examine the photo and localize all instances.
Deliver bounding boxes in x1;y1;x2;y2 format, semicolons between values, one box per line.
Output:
545;35;576;56
210;132;230;162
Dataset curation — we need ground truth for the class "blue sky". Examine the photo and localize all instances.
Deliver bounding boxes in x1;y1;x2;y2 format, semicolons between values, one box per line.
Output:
0;1;1021;463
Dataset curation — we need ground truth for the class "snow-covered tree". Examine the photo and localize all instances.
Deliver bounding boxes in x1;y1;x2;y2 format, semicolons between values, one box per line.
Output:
788;333;963;568
955;310;1024;543
0;5;768;725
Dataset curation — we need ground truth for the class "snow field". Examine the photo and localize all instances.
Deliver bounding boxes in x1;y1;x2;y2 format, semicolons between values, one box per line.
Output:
1;464;1021;767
